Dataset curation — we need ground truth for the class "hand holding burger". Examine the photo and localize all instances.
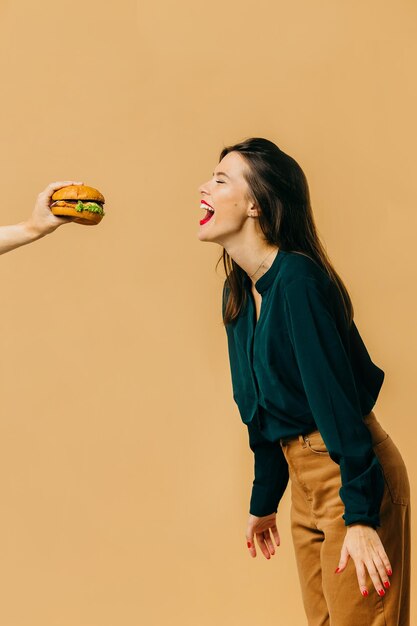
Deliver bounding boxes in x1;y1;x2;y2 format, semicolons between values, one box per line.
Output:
0;181;107;256
25;180;83;236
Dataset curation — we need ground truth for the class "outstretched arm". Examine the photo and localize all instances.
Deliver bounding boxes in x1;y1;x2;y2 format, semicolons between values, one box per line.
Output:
0;180;83;256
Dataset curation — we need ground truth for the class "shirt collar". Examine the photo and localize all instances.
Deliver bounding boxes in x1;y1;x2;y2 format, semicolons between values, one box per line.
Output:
244;249;285;295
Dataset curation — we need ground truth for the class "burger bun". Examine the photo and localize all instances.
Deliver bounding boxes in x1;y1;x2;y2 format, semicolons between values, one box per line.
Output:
50;185;105;226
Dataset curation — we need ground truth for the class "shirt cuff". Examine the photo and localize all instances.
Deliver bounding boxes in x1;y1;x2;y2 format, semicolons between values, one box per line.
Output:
339;454;385;527
246;417;289;517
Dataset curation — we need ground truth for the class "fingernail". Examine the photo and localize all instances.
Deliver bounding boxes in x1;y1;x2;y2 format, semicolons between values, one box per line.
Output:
247;541;251;548
362;589;369;597
387;569;393;576
383;580;390;588
377;589;385;597
335;567;341;573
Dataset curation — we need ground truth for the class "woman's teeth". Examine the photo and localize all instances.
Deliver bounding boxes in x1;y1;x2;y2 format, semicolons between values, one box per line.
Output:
199;202;215;225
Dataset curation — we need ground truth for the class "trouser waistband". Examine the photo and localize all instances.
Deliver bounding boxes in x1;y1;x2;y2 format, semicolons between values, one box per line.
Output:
279;409;377;447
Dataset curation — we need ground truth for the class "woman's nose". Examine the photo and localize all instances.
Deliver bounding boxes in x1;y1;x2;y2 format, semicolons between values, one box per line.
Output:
198;181;208;194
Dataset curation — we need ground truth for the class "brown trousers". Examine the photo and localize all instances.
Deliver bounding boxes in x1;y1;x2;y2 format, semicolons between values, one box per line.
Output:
280;411;410;626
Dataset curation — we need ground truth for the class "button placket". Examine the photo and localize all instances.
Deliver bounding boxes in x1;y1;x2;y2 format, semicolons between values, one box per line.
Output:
249;290;262;422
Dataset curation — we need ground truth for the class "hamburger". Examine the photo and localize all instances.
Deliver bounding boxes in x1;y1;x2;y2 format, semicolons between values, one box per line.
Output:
50;185;105;225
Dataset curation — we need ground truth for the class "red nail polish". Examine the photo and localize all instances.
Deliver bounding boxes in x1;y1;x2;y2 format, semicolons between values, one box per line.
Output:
335;567;341;573
387;569;393;576
383;580;390;588
377;589;385;597
247;541;251;548
362;589;369;597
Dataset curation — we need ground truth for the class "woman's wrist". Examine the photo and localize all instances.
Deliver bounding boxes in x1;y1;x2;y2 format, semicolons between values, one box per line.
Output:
22;219;48;241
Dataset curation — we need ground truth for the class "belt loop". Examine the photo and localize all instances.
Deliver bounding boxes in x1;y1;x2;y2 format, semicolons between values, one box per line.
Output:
299;434;307;448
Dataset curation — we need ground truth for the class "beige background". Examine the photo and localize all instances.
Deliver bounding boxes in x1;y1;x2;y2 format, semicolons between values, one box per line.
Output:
0;0;415;624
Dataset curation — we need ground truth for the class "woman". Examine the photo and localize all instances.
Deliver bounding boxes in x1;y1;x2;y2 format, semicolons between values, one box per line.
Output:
0;180;83;255
197;138;410;625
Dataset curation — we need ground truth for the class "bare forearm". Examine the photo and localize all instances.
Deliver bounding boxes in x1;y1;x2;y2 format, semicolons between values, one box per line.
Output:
0;221;45;256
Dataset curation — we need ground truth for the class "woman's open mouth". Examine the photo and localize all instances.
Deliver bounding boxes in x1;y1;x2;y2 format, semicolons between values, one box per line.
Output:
200;200;215;225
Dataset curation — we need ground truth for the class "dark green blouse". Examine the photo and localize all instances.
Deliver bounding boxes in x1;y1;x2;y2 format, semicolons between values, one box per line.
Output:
222;250;385;527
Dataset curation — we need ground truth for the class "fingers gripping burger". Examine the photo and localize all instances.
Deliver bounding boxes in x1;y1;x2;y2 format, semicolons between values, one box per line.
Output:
50;185;105;225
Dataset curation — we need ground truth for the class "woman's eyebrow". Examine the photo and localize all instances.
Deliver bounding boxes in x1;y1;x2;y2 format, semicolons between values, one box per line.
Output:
212;171;230;178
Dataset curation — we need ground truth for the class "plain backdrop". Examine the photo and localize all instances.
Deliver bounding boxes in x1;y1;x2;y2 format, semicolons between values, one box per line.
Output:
0;0;415;624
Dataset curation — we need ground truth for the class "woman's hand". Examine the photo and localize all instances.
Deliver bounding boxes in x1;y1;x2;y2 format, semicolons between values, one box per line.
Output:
335;523;393;596
25;180;84;237
246;513;280;559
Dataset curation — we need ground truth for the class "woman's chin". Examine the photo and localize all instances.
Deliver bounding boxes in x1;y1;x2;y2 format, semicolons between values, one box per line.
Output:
197;229;216;242
197;218;216;241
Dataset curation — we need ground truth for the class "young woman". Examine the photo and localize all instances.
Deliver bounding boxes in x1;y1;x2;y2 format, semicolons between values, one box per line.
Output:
197;138;410;626
0;180;83;255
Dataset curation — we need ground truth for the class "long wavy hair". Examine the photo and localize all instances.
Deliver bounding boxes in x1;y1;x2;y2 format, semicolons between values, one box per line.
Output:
217;137;354;327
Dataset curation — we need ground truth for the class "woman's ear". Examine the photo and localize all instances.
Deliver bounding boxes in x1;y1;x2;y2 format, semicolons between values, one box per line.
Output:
248;202;260;218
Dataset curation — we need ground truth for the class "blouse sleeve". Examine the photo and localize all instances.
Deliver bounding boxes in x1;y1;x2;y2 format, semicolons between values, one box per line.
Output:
222;279;289;517
246;414;289;517
283;276;385;527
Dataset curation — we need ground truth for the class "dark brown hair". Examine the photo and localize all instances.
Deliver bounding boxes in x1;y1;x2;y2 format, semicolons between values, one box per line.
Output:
217;137;354;327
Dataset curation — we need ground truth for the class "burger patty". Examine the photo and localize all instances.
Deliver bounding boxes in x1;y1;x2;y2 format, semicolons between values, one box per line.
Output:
50;199;104;207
